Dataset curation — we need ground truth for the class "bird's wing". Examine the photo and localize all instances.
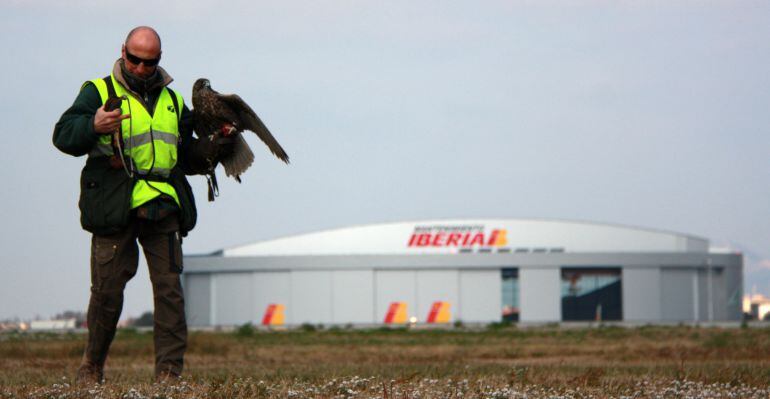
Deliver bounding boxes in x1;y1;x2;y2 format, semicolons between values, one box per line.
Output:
219;93;290;164
220;134;255;180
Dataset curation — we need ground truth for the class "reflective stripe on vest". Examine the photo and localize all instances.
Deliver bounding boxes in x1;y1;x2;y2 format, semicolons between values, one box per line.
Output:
85;75;184;209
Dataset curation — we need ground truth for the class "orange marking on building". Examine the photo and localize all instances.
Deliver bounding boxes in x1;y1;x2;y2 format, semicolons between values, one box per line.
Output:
493;229;508;247
384;302;408;324
261;303;285;326
427;301;451;323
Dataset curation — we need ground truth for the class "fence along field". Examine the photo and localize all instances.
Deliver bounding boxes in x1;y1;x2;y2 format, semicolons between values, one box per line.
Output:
2;325;770;398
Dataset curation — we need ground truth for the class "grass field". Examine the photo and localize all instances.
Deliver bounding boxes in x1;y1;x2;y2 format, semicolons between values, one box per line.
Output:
2;324;770;398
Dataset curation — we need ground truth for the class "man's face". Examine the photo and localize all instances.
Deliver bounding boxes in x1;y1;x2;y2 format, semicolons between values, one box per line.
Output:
121;32;161;79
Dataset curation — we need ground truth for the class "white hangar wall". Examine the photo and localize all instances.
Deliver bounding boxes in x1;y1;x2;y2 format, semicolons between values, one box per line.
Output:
183;257;742;326
184;268;503;326
183;219;742;326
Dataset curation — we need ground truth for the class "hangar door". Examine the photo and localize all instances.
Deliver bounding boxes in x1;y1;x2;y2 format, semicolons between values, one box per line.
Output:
561;267;622;321
375;270;459;323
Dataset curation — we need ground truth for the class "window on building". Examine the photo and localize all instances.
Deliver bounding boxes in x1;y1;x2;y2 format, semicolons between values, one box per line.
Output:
561;267;622;321
501;268;519;322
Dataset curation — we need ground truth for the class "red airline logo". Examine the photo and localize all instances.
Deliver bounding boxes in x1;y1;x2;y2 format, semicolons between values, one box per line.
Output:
407;225;508;248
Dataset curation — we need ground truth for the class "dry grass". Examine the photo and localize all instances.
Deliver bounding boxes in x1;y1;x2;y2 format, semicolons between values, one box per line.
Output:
2;325;770;398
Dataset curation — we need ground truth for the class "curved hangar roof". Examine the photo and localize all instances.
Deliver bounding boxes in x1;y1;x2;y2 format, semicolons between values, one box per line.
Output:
222;219;708;257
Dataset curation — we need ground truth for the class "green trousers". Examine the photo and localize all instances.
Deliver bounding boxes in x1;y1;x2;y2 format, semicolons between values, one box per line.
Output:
82;214;187;378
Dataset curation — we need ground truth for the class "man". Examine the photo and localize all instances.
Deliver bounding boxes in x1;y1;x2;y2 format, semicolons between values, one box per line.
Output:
53;27;225;383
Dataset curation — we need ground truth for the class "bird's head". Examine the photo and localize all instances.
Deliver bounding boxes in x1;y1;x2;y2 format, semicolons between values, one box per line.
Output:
193;78;211;93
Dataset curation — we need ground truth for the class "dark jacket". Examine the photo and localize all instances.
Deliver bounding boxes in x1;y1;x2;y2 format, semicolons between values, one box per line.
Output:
53;60;212;236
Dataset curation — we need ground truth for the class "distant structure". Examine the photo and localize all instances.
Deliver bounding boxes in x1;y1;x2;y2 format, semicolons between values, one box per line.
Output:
0;322;21;331
29;318;77;331
183;219;743;326
743;294;770;320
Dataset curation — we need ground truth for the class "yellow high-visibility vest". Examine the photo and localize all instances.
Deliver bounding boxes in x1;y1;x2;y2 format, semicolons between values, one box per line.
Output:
86;74;184;209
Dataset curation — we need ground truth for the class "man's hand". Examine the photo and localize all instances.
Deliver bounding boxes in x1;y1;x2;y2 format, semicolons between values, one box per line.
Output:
93;105;130;134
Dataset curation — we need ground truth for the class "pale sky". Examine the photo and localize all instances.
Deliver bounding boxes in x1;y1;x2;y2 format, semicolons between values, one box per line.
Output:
0;1;768;320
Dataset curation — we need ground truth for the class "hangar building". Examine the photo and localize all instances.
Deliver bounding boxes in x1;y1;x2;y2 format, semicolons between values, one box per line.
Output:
182;219;743;326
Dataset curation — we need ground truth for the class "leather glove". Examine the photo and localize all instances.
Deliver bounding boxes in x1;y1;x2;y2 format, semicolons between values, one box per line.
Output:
186;134;232;174
195;134;234;163
213;135;235;159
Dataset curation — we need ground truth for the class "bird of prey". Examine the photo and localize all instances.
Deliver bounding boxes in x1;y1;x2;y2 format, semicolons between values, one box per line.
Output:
191;78;289;184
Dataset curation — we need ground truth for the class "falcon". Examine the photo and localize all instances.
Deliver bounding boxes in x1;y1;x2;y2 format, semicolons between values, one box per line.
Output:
192;78;289;184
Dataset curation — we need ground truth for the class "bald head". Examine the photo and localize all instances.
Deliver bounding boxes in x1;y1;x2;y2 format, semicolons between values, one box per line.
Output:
121;26;162;78
125;26;161;50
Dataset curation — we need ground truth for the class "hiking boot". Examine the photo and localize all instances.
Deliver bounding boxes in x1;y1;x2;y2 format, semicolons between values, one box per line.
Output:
76;361;104;385
155;370;181;384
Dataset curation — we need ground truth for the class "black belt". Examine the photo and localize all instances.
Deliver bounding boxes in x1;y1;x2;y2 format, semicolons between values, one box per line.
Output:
136;174;169;183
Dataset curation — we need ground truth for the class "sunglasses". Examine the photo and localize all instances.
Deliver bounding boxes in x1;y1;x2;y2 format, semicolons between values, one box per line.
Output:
125;49;160;67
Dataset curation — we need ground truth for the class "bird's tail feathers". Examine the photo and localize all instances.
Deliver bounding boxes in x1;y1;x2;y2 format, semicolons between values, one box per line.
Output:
221;134;255;180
